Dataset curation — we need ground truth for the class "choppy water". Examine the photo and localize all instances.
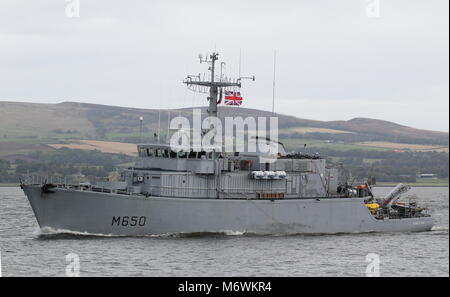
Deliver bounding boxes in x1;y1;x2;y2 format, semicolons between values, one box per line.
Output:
0;187;448;277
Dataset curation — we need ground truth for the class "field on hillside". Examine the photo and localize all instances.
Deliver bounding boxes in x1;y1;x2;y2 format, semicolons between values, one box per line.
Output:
280;138;391;152
280;127;353;134
1;137;447;159
358;141;449;152
48;140;137;156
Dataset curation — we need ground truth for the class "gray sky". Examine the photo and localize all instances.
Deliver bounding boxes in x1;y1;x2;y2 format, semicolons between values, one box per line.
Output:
0;0;448;131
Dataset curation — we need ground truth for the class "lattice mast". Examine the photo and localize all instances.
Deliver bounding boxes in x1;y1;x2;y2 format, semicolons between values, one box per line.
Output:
183;52;254;119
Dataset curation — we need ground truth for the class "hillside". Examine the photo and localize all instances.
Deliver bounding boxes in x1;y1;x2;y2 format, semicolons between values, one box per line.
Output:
1;101;448;185
0;101;448;147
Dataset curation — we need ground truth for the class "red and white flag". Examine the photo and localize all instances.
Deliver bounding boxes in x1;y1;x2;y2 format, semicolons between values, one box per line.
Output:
224;91;243;106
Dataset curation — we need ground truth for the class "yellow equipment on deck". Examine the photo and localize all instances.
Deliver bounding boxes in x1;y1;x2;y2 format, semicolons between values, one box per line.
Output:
365;203;380;214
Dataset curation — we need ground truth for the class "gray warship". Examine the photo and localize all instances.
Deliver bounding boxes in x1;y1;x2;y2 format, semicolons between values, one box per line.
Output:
21;53;434;236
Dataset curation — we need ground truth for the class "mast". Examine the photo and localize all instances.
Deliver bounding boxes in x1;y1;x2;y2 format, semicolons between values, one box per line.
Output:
184;52;254;121
184;52;254;198
184;53;242;119
139;116;143;143
184;52;254;156
208;53;219;119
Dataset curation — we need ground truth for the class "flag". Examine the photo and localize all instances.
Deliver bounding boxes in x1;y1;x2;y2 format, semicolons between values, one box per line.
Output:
224;91;243;106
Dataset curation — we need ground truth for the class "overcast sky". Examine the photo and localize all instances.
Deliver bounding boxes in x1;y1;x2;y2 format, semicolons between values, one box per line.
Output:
0;0;448;131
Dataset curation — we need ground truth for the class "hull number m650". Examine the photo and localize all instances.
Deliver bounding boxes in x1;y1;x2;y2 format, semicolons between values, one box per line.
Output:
112;216;146;227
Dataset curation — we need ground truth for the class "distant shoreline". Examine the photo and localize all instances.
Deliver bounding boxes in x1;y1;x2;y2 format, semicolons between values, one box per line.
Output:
374;184;449;188
375;180;449;187
0;183;19;187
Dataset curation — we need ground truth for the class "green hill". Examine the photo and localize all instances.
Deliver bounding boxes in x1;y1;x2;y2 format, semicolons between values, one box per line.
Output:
0;101;448;185
0;101;447;147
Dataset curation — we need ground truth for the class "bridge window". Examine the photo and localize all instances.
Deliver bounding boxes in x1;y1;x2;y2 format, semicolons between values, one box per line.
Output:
141;147;214;159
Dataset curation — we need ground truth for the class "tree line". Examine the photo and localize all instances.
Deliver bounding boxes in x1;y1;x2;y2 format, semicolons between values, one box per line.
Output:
0;148;133;183
0;147;448;184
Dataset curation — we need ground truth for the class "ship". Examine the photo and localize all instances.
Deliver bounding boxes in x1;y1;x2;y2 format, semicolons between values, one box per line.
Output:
20;53;434;236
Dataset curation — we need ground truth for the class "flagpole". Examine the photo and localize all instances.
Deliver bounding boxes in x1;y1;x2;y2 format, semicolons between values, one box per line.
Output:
238;48;242;78
238;49;242;109
167;111;170;144
272;50;276;116
158;110;161;144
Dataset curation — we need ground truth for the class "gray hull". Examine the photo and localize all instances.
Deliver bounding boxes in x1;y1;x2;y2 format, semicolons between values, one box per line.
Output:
23;185;434;236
